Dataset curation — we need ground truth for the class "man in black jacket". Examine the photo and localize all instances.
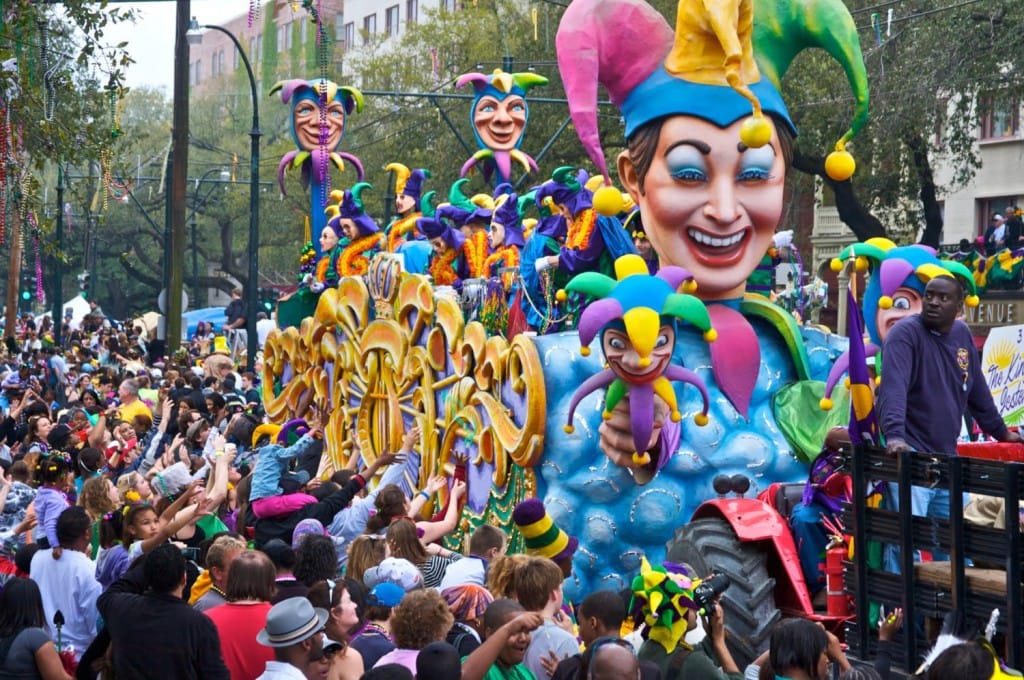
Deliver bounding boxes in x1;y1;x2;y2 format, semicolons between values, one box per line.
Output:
97;544;230;679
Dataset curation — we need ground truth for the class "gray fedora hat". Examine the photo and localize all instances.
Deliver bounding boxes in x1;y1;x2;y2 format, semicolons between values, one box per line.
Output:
256;597;329;648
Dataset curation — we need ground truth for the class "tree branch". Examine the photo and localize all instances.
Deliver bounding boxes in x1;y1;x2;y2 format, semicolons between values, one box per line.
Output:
792;150;887;242
905;133;943;248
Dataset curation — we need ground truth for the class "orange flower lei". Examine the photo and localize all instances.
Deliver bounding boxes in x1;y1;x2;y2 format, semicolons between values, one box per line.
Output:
339;234;382;276
429;248;459;286
485;246;521;277
387;214;419;252
566;208;597;250
463;230;491;278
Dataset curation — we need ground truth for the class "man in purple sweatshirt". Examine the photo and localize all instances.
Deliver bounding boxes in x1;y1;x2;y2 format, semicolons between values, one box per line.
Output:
877;275;1022;569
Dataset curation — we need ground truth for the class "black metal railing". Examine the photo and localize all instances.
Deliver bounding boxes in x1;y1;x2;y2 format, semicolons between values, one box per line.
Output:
845;444;1023;673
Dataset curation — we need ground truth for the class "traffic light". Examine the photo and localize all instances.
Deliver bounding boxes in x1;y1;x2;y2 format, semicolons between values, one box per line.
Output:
19;271;35;311
77;271;90;298
258;288;278;314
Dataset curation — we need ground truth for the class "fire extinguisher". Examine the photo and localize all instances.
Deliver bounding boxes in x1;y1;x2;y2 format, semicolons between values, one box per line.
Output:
825;540;849;616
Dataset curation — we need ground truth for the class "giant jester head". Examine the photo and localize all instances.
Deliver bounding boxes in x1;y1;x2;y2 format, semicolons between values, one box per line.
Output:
455;69;548;182
272;78;363;152
271;78;365;194
832;238;980;345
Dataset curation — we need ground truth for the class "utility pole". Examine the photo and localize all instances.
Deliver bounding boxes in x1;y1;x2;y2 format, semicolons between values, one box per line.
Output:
166;0;191;354
51;165;64;336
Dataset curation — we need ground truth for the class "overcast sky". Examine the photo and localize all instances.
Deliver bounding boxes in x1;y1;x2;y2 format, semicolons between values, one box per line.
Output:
105;2;247;94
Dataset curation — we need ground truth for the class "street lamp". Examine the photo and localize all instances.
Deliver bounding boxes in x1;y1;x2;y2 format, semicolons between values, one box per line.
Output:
187;18;261;372
191;167;231;307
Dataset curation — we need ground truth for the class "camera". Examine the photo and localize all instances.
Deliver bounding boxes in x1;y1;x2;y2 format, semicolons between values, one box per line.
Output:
692;573;731;615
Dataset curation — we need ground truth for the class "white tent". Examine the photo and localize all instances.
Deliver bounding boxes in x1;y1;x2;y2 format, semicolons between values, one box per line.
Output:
35;294;91;328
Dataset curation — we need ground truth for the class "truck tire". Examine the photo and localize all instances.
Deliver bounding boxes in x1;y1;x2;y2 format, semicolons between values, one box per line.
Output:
665;517;780;668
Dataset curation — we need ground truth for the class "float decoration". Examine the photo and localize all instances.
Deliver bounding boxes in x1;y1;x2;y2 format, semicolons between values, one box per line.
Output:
555;0;869;189
455;69;548;184
272;77;364;259
262;256;548;551
561;254;715;465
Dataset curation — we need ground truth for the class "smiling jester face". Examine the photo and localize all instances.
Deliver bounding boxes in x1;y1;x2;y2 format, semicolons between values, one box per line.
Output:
473;94;527;152
619;115;786;301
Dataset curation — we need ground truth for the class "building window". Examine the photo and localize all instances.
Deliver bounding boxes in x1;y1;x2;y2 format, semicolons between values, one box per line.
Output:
363;14;376;44
255;34;262;64
385;5;400;35
336;13;345;41
284;21;293;49
188;60;194;86
218;50;226;75
195;60;201;85
980;95;1019;140
441;0;459;13
343;22;355;51
300;19;307;45
234;46;240;70
407;0;418;24
211;55;217;78
979;196;1019;237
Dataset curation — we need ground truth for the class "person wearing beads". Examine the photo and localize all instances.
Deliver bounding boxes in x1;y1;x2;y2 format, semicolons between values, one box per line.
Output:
418;211;470;290
329;183;384;278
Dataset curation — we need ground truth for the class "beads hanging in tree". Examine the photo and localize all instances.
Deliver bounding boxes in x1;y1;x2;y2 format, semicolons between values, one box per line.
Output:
28;212;43;301
37;20;55;122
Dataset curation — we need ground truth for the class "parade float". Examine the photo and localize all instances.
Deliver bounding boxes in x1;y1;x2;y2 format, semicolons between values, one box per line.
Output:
262;0;878;623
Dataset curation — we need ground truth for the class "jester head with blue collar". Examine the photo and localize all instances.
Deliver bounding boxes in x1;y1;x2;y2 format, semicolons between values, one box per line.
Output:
271;78;365;194
831;238;980;345
560;254;715;466
455;69;548;183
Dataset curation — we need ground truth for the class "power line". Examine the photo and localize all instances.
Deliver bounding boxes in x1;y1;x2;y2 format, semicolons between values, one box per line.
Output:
856;0;989;31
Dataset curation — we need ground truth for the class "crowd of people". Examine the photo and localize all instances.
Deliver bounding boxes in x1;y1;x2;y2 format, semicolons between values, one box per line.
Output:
0;300;1001;680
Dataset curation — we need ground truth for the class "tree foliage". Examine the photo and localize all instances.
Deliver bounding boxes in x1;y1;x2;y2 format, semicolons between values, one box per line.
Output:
775;0;1024;245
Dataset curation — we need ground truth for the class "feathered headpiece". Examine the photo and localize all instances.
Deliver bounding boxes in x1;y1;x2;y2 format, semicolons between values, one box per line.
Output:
630;558;702;653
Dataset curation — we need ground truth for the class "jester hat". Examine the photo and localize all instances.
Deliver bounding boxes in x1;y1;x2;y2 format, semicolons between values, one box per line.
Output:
385;163;431;205
271;78;365;193
448;178;495;225
326;183;379;237
491;194;526;248
831;239;980;345
630;558;702;653
534;167;592;216
555;0;870;187
561;255;715;456
417;214;466;251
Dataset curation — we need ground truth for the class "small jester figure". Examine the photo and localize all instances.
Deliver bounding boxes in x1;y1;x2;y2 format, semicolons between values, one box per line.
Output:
271;78;364;260
383;163;431;253
562;254;715;467
326;183;383;277
533;167;636;280
455;68;549;184
418;209;470;288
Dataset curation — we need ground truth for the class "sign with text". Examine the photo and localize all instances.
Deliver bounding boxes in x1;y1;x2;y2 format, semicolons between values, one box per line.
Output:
981;324;1024;426
966;297;1024;332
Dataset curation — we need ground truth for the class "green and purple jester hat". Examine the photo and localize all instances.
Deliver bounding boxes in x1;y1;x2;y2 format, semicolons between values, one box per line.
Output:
271;77;365;258
560;254;716;466
455;69;548;185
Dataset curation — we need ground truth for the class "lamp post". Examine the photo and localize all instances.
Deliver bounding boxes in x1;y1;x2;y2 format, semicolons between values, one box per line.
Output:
191;167;231;308
188;19;261;372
